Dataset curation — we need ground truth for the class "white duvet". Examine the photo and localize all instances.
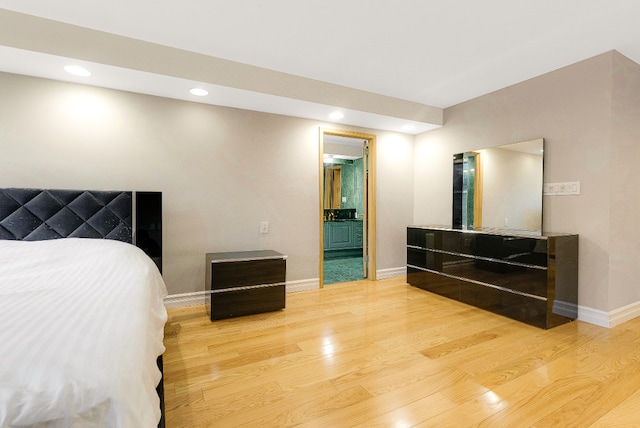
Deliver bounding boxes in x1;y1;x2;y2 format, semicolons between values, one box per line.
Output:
0;238;168;427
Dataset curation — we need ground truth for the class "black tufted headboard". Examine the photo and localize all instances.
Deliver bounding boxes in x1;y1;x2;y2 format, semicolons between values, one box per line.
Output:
0;188;165;426
0;188;133;242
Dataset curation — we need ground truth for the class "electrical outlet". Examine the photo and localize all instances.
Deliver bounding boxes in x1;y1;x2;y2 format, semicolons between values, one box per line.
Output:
260;221;268;234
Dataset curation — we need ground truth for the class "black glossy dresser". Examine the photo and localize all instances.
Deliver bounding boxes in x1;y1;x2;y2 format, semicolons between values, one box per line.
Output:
206;250;287;320
407;226;578;329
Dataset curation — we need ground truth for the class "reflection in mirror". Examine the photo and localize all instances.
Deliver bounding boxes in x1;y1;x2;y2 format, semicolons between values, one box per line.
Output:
323;140;364;214
453;138;544;234
453;152;482;230
324;165;342;209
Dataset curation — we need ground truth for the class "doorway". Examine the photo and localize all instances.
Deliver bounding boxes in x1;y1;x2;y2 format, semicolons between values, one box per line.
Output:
319;128;376;287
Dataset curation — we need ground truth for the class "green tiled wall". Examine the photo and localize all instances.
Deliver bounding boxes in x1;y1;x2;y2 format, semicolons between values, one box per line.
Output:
340;158;364;215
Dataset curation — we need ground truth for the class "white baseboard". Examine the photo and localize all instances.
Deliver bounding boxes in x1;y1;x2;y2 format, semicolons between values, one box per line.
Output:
163;270;407;309
376;266;406;280
164;279;321;309
609;300;640;328
577;300;640;328
164;277;640;329
164;291;206;309
577;305;609;327
287;278;320;293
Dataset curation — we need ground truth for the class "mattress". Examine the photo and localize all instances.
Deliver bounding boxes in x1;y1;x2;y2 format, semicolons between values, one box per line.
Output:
0;238;168;427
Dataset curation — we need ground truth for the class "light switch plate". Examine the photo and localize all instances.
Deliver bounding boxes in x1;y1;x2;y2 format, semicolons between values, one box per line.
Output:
544;181;580;195
260;221;269;234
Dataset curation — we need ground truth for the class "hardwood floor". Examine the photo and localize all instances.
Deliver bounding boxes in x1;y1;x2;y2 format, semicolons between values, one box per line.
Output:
163;277;640;427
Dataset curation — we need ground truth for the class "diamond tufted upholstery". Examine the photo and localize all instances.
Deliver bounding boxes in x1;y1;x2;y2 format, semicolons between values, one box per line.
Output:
0;189;132;242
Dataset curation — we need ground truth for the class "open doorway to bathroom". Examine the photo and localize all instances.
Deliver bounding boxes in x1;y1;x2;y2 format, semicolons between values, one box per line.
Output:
319;128;376;287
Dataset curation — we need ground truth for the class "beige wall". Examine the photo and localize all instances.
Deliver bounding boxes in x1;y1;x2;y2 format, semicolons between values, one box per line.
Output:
0;72;415;295
414;51;640;314
376;132;415;271
609;53;640;309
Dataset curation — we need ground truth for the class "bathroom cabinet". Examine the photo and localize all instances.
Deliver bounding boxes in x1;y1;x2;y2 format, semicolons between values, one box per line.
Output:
324;220;363;251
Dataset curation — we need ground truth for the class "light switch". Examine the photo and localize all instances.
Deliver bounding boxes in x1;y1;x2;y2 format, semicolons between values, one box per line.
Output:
544;181;581;196
260;221;268;234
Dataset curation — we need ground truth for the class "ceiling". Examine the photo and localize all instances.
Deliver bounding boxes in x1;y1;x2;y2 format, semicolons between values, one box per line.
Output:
1;1;639;135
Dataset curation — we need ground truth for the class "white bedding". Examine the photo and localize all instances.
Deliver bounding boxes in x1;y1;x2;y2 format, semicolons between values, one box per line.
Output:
0;238;168;427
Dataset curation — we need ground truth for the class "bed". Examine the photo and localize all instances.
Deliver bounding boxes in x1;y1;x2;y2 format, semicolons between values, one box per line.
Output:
0;189;167;427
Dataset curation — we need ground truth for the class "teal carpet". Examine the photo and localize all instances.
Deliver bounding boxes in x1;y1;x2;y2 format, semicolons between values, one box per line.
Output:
324;256;364;285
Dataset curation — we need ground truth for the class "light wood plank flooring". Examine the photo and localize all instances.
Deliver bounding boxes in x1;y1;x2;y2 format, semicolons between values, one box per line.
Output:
163;277;640;427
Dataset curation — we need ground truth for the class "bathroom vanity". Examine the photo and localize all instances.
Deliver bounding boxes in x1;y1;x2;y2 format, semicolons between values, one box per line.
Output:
407;226;578;329
324;220;363;251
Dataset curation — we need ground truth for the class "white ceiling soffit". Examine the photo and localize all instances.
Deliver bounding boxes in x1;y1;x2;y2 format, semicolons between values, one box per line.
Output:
1;1;640;134
323;136;367;147
323;135;364;160
0;46;440;135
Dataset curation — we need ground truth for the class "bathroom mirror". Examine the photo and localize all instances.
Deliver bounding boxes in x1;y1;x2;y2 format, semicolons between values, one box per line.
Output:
323;138;365;214
453;138;544;233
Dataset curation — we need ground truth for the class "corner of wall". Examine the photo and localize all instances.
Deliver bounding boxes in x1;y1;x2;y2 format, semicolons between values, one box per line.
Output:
578;300;640;328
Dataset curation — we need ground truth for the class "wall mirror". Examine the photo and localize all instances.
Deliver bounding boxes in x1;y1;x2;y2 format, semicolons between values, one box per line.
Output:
453;138;544;234
323;138;365;214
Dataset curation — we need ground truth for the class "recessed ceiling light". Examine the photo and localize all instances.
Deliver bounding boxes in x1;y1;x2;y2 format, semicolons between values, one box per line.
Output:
401;124;416;131
329;111;344;120
64;65;91;77
189;88;208;96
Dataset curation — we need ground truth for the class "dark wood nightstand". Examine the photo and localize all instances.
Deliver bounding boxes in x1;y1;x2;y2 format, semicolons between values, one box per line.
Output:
205;250;287;320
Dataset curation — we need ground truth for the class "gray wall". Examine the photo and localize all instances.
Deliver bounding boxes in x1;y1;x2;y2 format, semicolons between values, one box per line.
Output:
0;72;414;295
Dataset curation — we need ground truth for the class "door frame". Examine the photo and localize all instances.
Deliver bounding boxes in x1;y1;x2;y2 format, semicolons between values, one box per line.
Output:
319;127;376;287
